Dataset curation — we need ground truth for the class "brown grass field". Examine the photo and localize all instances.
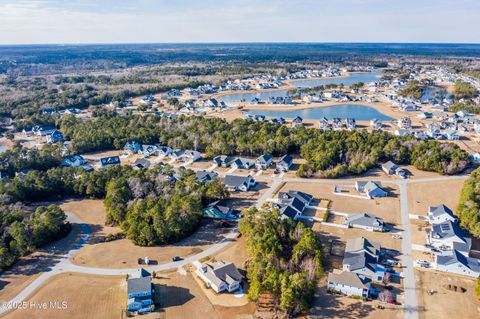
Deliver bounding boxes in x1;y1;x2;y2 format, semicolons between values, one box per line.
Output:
407;179;465;216
416;270;480;319
1;273;125;319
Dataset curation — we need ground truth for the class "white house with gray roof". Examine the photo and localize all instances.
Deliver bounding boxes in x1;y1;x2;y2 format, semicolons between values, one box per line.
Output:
224;175;256;192
428;220;472;256
428;205;457;224
355;181;388;198
327;270;372;298
435;250;480;278
343;213;385;232
196;260;243;293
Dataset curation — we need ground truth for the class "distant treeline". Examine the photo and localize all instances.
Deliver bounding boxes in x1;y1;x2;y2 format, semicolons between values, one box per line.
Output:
3;81;205;122
59;115;469;177
457;168;480;238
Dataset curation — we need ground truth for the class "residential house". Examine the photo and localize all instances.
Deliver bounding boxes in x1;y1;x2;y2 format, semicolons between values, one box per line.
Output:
181;150;201;162
203;201;237;221
319;117;330;130
276;154;293;172
428;220;472;255
195;170;218;184
255;154;273;170
100;156;121;168
273;190;313;220
394;129;411;137
196;261;243;293
140;145;157;157
343;213;385;232
213;155;236;168
397;117;412;130
46;130;64;144
124;141;143;154
157;145;172;157
381;161;406;178
292;116;303;127
224;175;256;192
355;181;388;198
370;119;382;130
231;157;255;169
343;237;386;282
428;205;457;224
127;269;153;314
435;250;480;278
327;270;372;298
62;155;86;167
133;158;151;169
170;149;185;161
23;125;56;137
345;118;356;130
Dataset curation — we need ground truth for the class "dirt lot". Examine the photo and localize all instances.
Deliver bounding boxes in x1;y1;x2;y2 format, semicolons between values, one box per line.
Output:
154;270;254;319
416;270;480;319
60;199;120;237
71;219;235;268
279;182;401;225
410;220;430;246
407;179;465;216
1;273;125;319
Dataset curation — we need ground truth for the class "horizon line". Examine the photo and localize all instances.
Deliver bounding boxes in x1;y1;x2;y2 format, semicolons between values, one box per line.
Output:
1;41;480;47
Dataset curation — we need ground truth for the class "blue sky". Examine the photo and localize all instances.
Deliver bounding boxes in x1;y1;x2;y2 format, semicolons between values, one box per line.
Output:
0;0;479;44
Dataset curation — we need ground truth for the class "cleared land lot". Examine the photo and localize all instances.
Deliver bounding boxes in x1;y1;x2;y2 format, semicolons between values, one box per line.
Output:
416;270;480;319
60;199;120;237
407;179;465;215
1;273;125;319
71;219;235;268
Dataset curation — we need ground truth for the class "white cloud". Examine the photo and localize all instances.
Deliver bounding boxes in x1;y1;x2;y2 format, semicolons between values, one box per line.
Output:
0;0;478;43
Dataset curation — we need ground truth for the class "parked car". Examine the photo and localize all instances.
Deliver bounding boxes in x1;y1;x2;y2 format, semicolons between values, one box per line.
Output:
172;256;182;262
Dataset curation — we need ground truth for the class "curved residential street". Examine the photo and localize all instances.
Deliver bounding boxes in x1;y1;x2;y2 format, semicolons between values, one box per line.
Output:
0;174;469;318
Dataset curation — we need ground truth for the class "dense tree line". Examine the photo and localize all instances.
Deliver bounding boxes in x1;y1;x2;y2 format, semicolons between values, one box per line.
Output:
399;80;423;99
239;207;323;315
457;168;480;237
105;168;229;246
0;144;62;176
449;102;480;114
0;204;70;271
0;163;229;247
2;81;205;120
453;80;478;99
59;115;469;177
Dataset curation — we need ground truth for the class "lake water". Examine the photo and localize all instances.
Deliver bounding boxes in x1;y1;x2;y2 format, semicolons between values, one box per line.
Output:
220;70;382;102
292;70;382;88
246;104;393;121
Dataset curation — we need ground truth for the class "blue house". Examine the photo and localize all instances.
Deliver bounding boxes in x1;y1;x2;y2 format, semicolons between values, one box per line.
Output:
46;130;64;144
203;201;237;220
62;155;86;167
127;269;153;314
100;156;121;168
124;141;143;154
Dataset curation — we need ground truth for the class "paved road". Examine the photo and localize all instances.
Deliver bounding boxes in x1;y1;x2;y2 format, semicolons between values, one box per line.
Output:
398;180;419;319
0;173;467;316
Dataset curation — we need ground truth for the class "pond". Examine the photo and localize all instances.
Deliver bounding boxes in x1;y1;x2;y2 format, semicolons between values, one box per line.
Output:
245;104;393;121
